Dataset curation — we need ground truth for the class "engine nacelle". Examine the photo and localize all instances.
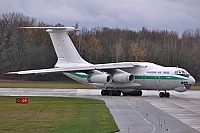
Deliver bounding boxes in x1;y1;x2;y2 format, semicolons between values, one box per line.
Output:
175;87;187;92
87;73;112;83
112;73;134;82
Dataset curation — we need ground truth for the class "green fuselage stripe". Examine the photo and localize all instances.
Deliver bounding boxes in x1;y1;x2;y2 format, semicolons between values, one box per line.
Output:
69;72;187;80
68;72;88;78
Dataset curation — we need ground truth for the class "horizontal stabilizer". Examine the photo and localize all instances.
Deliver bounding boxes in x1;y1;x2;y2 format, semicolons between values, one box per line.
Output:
18;27;78;32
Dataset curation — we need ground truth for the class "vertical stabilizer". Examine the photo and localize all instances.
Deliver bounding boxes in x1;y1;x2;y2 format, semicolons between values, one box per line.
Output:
46;28;90;67
18;27;90;67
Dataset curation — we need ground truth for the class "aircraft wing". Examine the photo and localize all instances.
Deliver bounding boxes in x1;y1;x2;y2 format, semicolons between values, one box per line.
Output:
7;62;140;75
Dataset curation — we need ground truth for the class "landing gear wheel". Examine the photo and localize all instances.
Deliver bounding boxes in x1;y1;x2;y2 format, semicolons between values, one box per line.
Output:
131;91;137;96
101;90;121;96
123;90;142;96
101;90;109;96
113;90;121;96
122;92;128;96
131;90;143;96
109;90;113;96
165;92;170;98
138;90;142;96
109;90;121;96
159;92;165;97
159;92;170;98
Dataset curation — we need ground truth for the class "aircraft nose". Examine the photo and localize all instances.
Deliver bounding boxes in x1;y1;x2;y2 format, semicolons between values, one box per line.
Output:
189;76;195;85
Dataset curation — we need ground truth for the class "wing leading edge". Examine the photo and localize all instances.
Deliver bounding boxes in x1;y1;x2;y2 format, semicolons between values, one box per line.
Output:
7;62;140;75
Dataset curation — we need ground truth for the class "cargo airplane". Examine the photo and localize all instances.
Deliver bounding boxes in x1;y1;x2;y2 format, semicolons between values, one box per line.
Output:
7;27;195;97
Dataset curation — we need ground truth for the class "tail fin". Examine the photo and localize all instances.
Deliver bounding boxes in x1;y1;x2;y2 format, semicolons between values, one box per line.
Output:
46;28;90;67
19;27;90;67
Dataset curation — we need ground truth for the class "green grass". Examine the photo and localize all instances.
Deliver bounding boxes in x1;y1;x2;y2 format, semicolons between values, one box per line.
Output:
0;97;119;133
190;86;200;90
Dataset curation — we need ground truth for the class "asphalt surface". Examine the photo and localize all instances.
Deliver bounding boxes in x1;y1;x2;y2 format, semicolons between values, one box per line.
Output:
0;88;199;133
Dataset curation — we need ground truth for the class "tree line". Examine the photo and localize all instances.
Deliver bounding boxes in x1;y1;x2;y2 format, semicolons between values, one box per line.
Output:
0;12;200;81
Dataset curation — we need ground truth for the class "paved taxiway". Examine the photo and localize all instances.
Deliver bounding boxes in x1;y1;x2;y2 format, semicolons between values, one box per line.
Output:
0;88;200;133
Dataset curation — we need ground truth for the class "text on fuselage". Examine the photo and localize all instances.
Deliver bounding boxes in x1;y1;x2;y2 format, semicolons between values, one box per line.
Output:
147;71;170;74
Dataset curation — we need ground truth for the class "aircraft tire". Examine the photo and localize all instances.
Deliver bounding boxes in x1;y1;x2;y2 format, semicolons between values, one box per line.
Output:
101;90;109;96
131;91;142;96
109;90;113;96
101;90;121;96
109;90;121;96
165;92;170;98
122;91;142;96
113;90;121;96
159;92;165;97
159;92;170;98
131;91;135;96
122;92;128;96
138;90;142;96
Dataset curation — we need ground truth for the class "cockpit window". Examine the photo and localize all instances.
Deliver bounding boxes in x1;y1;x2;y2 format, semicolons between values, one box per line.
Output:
174;70;190;78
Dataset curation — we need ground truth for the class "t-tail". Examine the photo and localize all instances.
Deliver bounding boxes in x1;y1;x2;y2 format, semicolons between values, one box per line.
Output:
19;27;91;67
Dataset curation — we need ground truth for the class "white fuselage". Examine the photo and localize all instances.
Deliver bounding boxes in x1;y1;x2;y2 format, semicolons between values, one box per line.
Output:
64;62;195;93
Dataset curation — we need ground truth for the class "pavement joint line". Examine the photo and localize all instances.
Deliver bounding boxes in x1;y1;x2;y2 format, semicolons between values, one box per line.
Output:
126;101;156;133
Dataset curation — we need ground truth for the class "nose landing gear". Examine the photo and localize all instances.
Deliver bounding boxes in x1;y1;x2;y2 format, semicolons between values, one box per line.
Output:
159;90;170;98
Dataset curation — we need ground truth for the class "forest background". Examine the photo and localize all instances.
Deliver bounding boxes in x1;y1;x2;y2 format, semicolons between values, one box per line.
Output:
1;12;200;81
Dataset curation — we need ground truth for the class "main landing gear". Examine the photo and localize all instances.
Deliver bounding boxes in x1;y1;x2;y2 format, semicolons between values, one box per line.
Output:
101;90;143;96
101;90;170;97
101;90;121;96
122;90;142;96
159;90;170;98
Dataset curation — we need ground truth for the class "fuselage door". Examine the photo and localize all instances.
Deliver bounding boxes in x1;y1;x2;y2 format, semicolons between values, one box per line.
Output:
155;76;161;86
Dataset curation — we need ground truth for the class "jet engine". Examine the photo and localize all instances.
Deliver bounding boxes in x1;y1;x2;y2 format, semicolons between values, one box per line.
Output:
112;69;134;82
112;73;134;82
87;70;112;83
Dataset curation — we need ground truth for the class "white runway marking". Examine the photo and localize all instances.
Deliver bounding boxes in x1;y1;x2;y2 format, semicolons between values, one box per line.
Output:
126;101;156;133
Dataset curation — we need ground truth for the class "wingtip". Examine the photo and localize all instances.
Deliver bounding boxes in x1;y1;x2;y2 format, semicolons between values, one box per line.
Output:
17;27;26;29
6;72;17;75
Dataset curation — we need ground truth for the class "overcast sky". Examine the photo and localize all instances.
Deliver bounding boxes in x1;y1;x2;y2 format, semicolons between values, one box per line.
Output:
0;0;200;33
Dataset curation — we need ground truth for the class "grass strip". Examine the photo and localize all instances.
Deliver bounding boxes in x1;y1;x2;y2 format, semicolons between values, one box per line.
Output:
190;86;200;90
0;96;119;133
